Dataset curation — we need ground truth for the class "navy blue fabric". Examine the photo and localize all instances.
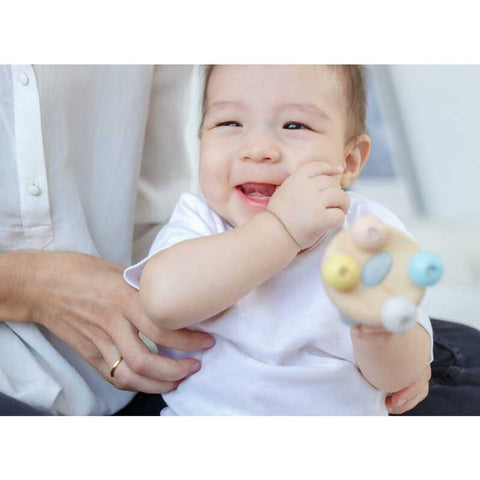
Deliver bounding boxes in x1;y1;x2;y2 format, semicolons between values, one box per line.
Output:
0;392;49;416
401;319;480;416
114;392;166;416
0;390;165;416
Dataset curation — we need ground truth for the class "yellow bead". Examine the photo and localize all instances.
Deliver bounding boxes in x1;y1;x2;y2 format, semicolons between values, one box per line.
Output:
322;254;360;291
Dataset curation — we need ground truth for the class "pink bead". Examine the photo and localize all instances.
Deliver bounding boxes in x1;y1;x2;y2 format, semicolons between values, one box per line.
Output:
351;216;387;252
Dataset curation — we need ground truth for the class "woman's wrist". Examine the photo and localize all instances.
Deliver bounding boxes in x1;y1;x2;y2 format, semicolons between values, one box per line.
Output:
0;250;43;322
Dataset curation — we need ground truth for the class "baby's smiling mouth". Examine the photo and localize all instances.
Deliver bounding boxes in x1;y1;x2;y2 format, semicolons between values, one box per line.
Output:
237;182;277;199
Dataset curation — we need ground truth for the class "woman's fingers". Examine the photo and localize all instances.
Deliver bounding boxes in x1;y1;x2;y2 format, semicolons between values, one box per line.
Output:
25;252;211;394
154;326;215;351
94;325;194;393
41;314;106;371
110;318;202;382
127;304;215;352
47;305;199;393
100;355;181;394
95;355;181;394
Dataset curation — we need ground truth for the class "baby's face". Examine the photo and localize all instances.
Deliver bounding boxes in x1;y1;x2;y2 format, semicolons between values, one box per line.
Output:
200;65;351;227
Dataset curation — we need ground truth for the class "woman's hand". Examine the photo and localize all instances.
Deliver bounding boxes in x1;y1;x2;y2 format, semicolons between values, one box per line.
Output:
386;364;431;414
1;250;215;394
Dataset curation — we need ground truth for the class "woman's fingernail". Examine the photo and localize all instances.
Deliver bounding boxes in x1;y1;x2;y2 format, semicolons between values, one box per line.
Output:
202;337;215;349
189;361;201;374
395;398;408;407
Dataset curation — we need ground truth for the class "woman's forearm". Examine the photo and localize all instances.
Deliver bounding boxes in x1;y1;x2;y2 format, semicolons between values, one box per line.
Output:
139;212;299;329
0;250;37;322
351;324;431;393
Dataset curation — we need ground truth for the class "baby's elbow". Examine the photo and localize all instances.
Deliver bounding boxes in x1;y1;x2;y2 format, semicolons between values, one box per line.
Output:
139;266;180;330
138;288;177;330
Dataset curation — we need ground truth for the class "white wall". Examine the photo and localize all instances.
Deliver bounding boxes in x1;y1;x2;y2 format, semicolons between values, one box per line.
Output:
390;65;480;219
357;66;480;327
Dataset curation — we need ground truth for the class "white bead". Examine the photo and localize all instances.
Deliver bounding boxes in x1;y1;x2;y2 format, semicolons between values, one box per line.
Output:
381;296;417;333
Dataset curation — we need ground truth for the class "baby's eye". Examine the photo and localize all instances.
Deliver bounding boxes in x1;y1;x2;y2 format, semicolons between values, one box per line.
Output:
283;122;310;130
216;121;242;127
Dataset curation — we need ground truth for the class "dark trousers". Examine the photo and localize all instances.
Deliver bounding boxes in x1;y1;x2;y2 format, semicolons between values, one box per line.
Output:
401;319;480;415
2;319;480;416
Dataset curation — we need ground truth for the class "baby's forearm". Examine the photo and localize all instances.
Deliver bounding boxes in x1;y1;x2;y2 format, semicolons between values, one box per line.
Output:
351;324;431;393
139;212;299;329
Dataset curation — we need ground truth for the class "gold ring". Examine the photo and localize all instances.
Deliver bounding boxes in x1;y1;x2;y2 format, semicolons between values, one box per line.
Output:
110;356;124;378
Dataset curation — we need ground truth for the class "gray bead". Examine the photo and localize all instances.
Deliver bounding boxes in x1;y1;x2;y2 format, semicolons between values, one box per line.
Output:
339;313;358;328
361;251;393;287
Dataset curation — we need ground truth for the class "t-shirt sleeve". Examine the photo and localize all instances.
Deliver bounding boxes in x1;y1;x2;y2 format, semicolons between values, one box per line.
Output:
347;192;434;362
124;193;227;290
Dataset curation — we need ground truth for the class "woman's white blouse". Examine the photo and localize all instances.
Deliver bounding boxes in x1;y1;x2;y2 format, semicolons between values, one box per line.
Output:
0;65;200;415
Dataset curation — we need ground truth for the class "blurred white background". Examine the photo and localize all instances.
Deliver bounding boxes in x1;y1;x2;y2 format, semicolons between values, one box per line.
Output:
353;66;480;329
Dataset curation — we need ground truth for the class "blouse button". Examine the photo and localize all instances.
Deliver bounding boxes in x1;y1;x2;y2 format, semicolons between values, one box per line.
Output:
28;184;41;196
19;73;29;86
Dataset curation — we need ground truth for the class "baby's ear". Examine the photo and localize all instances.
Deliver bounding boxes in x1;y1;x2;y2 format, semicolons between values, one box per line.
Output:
341;134;371;188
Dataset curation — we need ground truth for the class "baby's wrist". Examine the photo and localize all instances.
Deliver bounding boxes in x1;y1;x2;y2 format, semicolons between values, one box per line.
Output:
351;327;394;344
264;210;301;252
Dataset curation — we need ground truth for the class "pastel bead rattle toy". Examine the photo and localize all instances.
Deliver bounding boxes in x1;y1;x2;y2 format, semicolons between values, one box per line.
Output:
321;216;443;332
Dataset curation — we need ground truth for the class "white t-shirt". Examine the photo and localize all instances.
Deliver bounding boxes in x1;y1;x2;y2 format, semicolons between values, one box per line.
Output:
124;192;434;415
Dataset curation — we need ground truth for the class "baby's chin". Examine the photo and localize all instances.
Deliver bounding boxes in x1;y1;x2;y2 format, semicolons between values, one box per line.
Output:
219;209;258;229
206;194;263;229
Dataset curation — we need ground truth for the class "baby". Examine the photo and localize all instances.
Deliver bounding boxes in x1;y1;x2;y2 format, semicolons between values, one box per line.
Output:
124;65;432;415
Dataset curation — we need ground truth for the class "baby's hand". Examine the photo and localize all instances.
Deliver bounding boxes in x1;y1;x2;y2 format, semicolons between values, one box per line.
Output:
267;161;349;249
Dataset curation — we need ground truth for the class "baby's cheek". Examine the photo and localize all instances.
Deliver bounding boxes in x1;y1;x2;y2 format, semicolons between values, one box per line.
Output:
290;145;338;171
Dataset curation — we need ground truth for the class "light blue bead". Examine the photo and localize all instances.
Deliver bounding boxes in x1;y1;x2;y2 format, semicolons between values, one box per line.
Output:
339;313;357;328
408;251;444;287
361;251;393;287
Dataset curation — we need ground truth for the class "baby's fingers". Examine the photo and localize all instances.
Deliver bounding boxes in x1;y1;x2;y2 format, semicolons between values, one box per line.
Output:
310;174;342;192
297;161;344;179
387;365;431;414
387;386;429;414
322;208;347;230
321;187;350;214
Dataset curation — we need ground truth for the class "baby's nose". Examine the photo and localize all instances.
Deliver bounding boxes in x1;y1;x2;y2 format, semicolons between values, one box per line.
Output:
240;133;280;163
241;145;280;163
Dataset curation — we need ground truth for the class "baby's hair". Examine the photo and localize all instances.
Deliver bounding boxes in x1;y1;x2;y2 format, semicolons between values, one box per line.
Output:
200;65;367;141
199;65;214;134
332;65;367;140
